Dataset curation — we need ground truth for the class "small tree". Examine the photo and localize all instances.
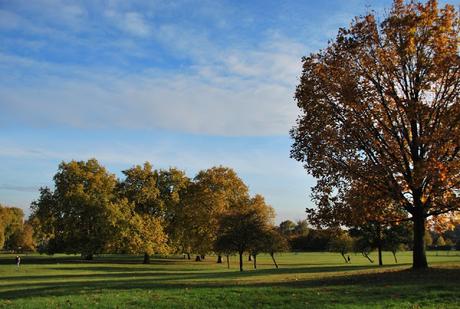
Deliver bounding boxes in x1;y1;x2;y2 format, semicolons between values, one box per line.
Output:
279;220;296;236
329;231;354;263
215;196;274;272
383;223;412;263
424;232;433;247
214;210;262;272
353;236;374;264
264;228;289;269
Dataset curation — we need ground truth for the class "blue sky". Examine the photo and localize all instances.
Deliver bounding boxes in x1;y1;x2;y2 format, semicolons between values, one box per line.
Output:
0;0;403;222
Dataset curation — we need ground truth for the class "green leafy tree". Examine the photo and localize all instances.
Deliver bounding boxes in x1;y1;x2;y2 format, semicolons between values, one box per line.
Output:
181;166;250;261
263;228;289;269
157;168;191;257
329;231;354;263
349;222;385;265
118;162;169;263
383;223;412;263
294;220;310;237
31;159;121;260
215;209;267;272
424;231;433;247
105;198;168;258
279;220;296;236
436;236;446;247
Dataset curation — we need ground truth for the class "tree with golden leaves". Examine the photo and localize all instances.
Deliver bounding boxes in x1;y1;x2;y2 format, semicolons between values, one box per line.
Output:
291;0;459;269
180;166;250;261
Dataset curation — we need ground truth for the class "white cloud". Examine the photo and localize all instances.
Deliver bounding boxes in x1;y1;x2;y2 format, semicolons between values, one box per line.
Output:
0;27;304;136
1;72;297;136
123;12;151;36
105;9;151;37
0;2;322;139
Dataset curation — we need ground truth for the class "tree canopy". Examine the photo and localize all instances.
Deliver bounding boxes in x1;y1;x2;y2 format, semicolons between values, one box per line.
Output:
291;0;459;269
31;159;121;259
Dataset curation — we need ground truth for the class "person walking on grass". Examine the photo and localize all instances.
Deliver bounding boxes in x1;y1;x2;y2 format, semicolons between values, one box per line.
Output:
15;255;20;270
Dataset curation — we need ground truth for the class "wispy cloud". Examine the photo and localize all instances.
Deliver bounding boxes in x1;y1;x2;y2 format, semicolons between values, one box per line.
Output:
1;0;378;220
0;31;303;136
0;1;320;136
105;10;151;37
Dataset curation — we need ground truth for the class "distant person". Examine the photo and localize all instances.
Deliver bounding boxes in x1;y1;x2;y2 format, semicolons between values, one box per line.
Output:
15;256;21;270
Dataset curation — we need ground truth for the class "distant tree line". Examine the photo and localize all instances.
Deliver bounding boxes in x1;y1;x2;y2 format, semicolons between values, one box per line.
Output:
276;219;460;265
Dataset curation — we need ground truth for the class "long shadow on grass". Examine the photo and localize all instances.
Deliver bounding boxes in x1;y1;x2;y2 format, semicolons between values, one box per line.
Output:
0;264;431;301
0;267;459;305
0;255;187;265
1;263;401;283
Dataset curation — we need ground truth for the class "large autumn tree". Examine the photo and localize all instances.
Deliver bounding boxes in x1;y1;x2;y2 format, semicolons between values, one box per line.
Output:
118;162;168;263
156;168;191;256
31;159;124;259
291;0;459;269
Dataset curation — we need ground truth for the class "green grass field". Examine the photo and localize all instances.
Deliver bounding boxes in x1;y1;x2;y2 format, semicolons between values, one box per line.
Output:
1;251;459;308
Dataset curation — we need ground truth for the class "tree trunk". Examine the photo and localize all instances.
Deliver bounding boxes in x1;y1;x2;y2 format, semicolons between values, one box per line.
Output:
413;208;428;269
377;223;383;266
83;253;93;260
187;253;191;260
217;255;222;263
143;252;150;264
200;255;205;260
392;250;398;263
270;252;278;269
226;255;230;269
340;252;348;263
195;255;201;262
239;252;243;272
248;254;252;261
362;252;374;263
253;254;257;269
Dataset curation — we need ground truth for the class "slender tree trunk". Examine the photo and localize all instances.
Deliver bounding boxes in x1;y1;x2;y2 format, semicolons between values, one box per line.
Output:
195;255;201;261
253;254;257;269
217;255;222;263
362;252;374;263
187;253;191;260
392;250;398;263
377;223;383;266
270;252;278;269
200;255;205;260
143;252;150;264
248;254;252;261
239;252;243;272
413;207;428;269
226;255;230;269
341;252;348;263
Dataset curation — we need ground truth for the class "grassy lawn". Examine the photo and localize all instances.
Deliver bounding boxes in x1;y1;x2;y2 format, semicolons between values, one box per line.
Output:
0;251;459;308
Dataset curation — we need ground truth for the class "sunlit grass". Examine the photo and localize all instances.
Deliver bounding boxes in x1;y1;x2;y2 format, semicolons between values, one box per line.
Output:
0;251;459;308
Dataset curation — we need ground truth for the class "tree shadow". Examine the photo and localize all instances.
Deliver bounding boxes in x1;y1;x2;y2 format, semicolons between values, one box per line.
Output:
0;255;189;265
3;264;453;302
